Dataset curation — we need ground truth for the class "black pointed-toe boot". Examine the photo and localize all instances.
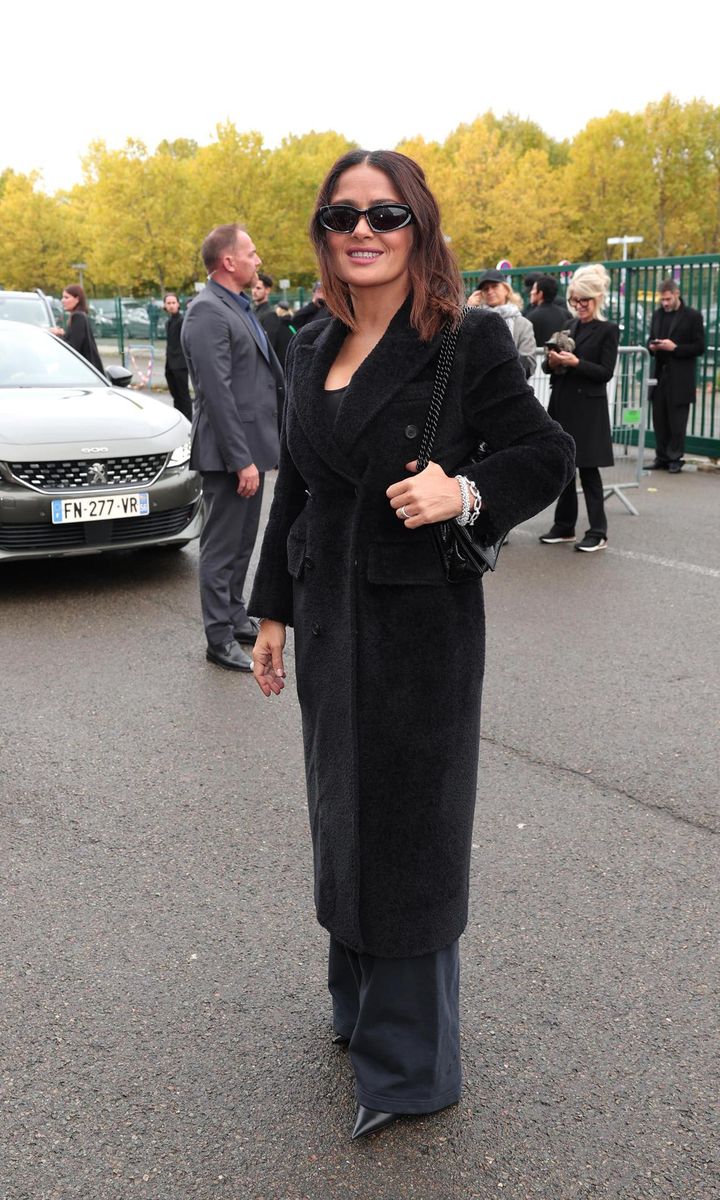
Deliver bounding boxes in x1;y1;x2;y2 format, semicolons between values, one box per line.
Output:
351;1105;397;1140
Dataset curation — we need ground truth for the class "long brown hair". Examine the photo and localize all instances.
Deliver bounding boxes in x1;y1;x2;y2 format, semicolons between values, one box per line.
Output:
63;284;89;314
310;150;463;342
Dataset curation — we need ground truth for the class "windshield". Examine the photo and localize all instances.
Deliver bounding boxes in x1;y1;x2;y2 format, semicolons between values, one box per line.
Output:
0;323;107;388
0;294;48;327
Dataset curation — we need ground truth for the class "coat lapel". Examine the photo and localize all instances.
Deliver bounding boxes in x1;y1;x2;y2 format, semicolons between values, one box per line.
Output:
333;298;442;456
291;317;362;484
237;304;271;363
291;297;443;483
666;304;685;343
207;280;270;363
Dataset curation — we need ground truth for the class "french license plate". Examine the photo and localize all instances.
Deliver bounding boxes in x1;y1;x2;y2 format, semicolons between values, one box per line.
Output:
51;493;150;524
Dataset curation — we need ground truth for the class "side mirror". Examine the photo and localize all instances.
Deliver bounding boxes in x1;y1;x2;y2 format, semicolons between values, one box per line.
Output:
106;364;133;387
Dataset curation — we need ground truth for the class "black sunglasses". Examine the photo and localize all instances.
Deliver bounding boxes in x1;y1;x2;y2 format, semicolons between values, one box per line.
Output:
317;204;414;234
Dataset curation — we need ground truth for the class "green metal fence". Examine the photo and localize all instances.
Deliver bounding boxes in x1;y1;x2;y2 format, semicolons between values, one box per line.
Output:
463;255;720;459
87;289;310;359
89;260;720;458
87;290;313;387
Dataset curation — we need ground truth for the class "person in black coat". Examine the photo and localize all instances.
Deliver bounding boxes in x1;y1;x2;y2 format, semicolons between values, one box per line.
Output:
249;149;574;1141
52;285;105;374
251;273;294;368
527;274;572;345
540;263;619;552
647;279;705;472
163;293;192;421
523;272;571;321
291;280;331;329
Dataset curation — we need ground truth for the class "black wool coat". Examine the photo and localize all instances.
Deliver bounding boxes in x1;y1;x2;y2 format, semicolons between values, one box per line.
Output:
527;301;570;345
249;298;575;958
255;301;295;368
64;312;104;375
545;318;619;469
648;302;705;407
165;312;188;370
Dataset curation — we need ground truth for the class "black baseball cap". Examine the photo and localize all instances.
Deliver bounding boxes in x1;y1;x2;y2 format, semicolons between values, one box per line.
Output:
475;269;508;287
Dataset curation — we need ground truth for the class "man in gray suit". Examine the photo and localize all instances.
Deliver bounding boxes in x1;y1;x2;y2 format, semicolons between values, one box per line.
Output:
181;224;283;671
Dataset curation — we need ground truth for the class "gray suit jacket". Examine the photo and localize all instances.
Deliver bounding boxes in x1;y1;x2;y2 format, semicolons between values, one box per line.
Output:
181;280;283;473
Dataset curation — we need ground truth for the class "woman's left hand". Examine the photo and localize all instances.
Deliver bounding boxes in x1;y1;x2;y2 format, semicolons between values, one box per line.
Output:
386;461;464;528
552;350;579;368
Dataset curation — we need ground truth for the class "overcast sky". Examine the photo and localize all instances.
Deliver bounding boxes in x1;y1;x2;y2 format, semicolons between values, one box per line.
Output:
8;2;717;193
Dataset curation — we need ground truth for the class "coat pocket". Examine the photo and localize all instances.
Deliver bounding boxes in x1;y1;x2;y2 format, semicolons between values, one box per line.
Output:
366;536;445;586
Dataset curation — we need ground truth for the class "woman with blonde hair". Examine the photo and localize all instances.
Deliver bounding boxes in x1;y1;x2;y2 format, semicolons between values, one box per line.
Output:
540;263;619;552
468;269;537;377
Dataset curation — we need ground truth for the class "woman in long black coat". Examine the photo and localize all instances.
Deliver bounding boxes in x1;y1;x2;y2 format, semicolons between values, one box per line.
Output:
540;264;619;552
52;285;105;374
249;150;575;1140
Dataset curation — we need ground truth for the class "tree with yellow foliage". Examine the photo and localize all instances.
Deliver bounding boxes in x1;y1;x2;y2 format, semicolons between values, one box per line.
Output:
81;138;199;293
0;171;75;293
2;97;720;296
239;130;355;287
562;110;654;260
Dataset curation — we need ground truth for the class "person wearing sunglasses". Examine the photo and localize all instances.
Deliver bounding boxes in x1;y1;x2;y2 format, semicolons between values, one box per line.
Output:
540;263;619;552
248;149;574;1140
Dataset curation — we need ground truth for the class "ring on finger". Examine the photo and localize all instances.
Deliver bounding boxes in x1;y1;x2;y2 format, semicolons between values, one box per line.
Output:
398;505;408;519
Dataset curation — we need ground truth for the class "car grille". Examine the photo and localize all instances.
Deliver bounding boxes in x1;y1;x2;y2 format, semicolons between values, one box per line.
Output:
8;455;167;492
0;505;196;551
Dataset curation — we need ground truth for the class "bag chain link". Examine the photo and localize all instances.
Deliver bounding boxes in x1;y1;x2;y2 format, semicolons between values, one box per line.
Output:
415;306;470;472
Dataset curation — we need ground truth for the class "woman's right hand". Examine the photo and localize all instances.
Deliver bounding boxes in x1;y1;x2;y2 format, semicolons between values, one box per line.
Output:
252;620;287;696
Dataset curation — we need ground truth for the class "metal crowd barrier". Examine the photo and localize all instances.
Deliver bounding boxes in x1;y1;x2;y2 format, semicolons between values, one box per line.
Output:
530;346;650;516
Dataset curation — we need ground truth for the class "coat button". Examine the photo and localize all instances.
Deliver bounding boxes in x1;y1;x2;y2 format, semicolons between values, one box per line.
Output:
311;621;322;636
404;424;418;439
304;556;315;571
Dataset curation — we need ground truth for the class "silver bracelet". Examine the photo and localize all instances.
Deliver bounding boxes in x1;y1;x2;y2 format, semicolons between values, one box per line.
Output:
466;480;482;525
454;475;471;526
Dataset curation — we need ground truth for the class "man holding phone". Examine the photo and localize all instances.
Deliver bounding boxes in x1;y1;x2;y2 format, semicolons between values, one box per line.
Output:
647;279;704;472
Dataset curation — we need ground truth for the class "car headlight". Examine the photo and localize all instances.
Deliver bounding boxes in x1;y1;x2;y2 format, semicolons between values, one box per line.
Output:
166;439;191;470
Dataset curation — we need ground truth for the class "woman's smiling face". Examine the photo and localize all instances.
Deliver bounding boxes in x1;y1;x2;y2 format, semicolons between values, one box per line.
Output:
325;163;414;292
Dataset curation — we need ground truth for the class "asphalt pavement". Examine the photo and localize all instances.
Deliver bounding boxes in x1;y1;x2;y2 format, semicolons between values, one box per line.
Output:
1;465;719;1200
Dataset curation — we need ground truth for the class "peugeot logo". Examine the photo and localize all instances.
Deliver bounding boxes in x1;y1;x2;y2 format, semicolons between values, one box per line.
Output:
81;447;109;453
88;462;108;485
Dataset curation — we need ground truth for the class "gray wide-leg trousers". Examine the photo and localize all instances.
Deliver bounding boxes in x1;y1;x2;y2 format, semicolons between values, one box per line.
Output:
328;936;462;1114
198;470;265;645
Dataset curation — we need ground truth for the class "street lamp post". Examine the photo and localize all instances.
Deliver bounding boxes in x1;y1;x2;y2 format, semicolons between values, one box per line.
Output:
71;262;88;288
607;236;643;330
606;235;643;262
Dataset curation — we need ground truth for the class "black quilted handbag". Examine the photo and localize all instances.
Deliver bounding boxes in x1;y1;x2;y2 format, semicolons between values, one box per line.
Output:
415;308;505;582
